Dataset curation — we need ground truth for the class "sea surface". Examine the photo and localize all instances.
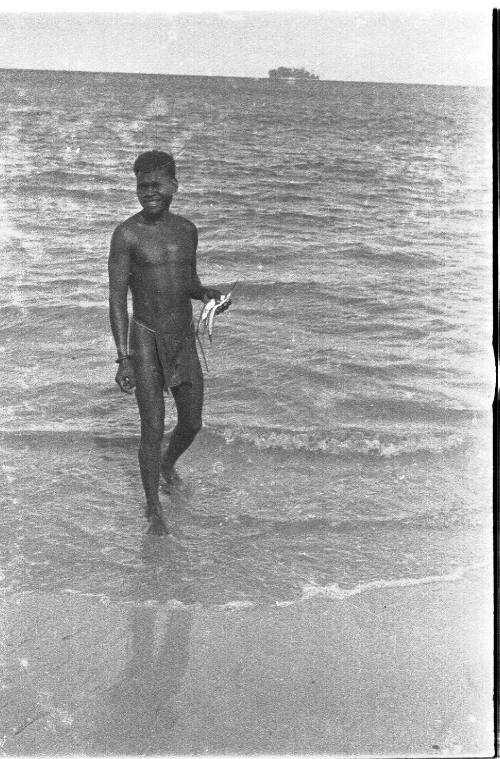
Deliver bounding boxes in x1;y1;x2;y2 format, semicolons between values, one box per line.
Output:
0;69;493;607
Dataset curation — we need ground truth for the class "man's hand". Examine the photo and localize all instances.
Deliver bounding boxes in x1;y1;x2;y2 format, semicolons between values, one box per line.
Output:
202;288;232;314
202;288;223;303
115;358;136;394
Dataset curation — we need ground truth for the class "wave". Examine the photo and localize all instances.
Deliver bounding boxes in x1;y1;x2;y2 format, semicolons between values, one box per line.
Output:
297;562;489;602
52;561;490;611
199;507;487;535
210;423;470;458
0;421;477;458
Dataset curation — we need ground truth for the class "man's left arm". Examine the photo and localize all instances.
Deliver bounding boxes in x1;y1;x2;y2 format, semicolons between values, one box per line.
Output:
188;224;222;303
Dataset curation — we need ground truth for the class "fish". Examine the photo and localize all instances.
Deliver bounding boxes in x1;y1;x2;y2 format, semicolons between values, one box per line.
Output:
197;281;238;343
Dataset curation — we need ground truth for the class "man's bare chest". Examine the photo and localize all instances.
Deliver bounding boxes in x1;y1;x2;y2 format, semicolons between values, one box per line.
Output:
131;229;192;268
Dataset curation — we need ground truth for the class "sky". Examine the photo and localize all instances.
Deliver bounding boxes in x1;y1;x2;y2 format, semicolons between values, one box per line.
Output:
0;4;492;86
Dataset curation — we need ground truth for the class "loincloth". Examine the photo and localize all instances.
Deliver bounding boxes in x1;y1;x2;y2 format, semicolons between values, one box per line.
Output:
130;317;201;392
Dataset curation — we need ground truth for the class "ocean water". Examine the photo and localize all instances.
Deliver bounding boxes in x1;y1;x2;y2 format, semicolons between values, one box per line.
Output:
0;69;492;607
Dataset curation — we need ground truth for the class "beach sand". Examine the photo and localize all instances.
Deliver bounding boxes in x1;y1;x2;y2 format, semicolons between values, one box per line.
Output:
0;571;493;757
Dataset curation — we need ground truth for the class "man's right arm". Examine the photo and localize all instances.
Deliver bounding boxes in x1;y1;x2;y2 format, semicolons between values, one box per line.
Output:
108;224;131;360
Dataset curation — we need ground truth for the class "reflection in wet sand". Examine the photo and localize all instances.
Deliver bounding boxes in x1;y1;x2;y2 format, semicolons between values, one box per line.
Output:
93;604;193;754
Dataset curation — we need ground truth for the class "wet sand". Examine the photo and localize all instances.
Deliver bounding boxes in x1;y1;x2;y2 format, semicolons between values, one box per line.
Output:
0;571;493;757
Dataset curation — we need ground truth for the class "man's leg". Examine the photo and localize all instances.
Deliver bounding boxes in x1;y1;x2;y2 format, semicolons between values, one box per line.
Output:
130;323;168;533
135;372;165;517
161;360;203;487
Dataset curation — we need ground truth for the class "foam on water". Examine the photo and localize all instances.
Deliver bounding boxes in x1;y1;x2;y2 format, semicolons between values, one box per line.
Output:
218;423;469;457
0;421;477;458
49;560;490;611
297;562;490;602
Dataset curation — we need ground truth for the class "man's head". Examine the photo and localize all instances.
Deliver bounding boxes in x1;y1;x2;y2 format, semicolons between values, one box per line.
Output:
134;151;178;219
133;150;176;179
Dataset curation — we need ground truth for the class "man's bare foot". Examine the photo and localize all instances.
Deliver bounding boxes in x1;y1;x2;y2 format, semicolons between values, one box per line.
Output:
145;502;169;536
147;511;169;536
160;465;182;493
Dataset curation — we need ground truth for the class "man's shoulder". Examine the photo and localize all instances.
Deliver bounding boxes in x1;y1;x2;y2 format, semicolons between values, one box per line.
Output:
115;213;143;233
170;213;197;235
111;214;142;243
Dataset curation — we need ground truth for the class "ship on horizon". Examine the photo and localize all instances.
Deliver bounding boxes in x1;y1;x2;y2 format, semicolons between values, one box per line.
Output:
268;67;319;80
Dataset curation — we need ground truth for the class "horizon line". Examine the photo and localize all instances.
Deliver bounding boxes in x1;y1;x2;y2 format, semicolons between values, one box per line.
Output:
0;66;488;89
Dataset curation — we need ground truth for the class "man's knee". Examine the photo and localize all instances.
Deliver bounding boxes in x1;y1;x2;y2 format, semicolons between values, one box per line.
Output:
178;417;202;437
140;418;164;445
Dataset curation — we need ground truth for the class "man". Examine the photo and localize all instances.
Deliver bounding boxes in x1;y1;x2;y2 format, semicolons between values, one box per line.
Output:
108;150;228;535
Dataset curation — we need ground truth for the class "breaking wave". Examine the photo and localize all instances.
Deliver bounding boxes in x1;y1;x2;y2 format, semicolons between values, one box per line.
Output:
0;422;474;459
54;561;490;610
297;562;490;602
211;423;469;458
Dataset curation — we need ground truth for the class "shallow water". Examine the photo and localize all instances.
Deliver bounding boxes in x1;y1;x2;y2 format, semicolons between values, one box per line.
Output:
0;70;492;606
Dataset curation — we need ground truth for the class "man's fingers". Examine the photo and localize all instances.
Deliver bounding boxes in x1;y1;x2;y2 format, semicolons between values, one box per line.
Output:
115;375;135;394
122;376;135;393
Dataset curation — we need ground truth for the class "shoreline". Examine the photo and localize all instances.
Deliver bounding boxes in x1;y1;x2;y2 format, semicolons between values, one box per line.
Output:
0;571;493;757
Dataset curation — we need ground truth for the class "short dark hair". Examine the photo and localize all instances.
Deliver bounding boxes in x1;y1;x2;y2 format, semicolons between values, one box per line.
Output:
133;151;176;178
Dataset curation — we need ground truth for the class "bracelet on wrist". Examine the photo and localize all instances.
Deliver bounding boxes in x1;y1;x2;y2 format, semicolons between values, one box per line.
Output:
115;354;132;364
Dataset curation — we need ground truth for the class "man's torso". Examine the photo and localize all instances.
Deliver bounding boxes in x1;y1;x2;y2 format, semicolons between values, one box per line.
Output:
122;212;195;335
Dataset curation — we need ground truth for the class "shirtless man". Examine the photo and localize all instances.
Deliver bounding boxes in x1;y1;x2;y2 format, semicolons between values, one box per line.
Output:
108;150;227;535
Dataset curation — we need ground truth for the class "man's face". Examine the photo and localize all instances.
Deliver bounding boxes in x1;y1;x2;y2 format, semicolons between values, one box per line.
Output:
136;168;178;218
